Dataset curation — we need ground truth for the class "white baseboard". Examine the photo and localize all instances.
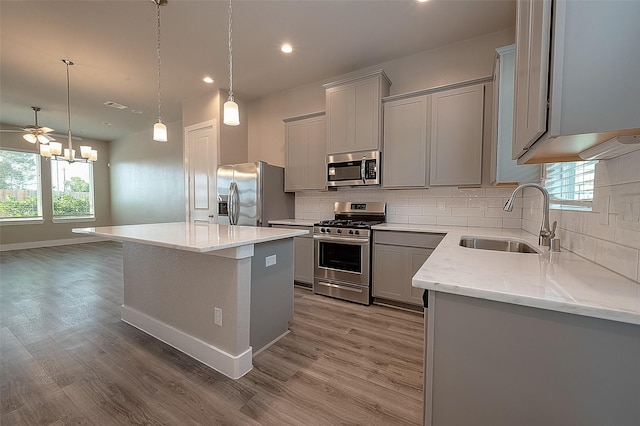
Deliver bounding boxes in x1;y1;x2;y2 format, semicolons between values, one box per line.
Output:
121;305;253;380
0;236;110;252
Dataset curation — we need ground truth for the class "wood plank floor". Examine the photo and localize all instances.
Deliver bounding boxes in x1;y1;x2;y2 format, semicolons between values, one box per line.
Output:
1;242;425;425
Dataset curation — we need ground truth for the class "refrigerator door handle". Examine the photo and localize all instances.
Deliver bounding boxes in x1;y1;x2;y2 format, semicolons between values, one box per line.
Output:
229;181;240;225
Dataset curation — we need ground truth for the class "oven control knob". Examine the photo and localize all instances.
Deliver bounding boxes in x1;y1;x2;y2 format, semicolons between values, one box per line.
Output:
320;228;325;233
354;230;360;235
325;228;331;233
337;229;342;234
349;230;354;235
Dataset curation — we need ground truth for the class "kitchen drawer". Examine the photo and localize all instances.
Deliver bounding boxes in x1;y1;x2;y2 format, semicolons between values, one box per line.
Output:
374;230;444;249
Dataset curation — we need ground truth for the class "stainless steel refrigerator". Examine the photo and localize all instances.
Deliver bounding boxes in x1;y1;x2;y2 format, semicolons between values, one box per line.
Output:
217;162;294;226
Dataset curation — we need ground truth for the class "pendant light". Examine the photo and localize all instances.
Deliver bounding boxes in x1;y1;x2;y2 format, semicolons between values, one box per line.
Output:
223;0;239;126
51;59;97;163
153;0;168;141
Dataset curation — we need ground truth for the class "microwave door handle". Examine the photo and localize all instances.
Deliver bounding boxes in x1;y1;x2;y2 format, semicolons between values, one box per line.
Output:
361;157;366;184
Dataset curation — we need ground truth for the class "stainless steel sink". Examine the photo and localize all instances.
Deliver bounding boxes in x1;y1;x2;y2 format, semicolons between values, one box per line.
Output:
459;237;540;254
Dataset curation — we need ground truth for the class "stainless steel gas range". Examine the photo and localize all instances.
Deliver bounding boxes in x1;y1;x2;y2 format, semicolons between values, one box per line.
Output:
313;201;385;305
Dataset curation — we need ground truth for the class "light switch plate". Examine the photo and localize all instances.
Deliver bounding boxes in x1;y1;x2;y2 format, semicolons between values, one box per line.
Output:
266;255;276;267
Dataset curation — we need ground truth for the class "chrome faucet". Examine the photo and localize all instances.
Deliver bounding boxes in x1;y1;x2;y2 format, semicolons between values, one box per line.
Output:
503;183;557;248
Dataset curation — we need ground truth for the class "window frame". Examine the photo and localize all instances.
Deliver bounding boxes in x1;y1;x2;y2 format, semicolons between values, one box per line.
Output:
0;148;44;224
543;160;597;211
50;159;96;221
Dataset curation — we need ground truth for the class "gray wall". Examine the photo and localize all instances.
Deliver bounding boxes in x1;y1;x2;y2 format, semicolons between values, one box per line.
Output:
110;121;185;225
183;88;248;166
0;131;111;246
247;28;515;167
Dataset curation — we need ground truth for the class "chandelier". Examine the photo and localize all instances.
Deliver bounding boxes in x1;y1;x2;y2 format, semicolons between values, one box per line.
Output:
41;59;97;163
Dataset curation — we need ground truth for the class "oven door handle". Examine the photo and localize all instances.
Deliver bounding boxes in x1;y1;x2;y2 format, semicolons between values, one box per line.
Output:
313;235;369;244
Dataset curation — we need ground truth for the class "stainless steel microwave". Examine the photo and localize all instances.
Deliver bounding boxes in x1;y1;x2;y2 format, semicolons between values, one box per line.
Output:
326;150;380;187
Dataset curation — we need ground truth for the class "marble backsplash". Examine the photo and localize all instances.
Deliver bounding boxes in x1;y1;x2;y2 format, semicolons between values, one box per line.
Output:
522;149;640;283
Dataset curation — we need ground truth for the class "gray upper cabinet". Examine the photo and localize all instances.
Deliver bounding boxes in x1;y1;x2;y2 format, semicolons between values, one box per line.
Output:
324;70;391;154
491;44;540;185
429;84;484;186
513;0;640;164
284;112;326;192
382;95;429;188
512;0;551;160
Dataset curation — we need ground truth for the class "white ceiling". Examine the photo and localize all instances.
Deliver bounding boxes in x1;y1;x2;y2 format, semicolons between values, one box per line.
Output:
0;0;515;142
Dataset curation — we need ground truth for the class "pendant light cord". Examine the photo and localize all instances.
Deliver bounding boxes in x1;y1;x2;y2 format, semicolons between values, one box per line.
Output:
228;0;234;101
156;0;162;122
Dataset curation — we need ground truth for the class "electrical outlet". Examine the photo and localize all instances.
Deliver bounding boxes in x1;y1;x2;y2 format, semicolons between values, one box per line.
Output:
214;307;222;326
438;201;446;211
265;255;276;267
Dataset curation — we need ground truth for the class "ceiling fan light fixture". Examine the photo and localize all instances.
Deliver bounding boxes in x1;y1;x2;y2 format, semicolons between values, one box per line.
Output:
36;134;50;144
23;133;37;143
89;150;98;162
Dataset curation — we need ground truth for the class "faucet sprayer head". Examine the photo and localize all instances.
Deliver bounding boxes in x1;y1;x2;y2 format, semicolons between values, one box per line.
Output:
503;196;515;212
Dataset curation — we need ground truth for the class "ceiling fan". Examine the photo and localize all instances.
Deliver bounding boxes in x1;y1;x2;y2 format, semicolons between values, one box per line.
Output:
0;106;56;143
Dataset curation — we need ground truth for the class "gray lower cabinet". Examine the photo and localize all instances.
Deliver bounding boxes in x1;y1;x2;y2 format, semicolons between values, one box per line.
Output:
373;231;444;306
423;291;640;426
271;224;313;286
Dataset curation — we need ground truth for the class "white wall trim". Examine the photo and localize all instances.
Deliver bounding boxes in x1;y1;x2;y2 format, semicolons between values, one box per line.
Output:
121;305;253;380
0;236;109;252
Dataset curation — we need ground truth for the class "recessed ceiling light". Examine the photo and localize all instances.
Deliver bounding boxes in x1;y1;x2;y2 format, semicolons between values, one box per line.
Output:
281;43;293;54
104;101;128;110
417;0;429;3
131;109;143;114
203;76;214;84
102;122;112;126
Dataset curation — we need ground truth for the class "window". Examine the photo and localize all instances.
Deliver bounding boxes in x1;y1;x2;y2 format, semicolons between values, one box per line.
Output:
51;160;95;219
544;160;597;211
0;149;43;220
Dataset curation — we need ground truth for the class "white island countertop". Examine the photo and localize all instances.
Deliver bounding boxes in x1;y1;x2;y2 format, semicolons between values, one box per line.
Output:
373;224;640;326
74;222;308;253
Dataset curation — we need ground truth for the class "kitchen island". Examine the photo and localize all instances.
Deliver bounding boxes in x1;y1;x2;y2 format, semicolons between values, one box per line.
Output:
403;225;640;426
74;222;308;379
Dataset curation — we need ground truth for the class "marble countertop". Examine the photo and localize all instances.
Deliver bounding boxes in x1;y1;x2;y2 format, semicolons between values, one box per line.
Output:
73;222;308;253
269;219;317;227
372;224;640;326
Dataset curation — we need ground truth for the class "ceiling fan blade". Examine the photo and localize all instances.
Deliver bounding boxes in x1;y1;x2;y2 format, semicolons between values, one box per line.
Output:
43;134;56;142
50;132;83;141
40;127;55;133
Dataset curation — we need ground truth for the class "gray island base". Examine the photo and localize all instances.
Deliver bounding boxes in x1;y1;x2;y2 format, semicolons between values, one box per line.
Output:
424;291;640;426
73;222;306;379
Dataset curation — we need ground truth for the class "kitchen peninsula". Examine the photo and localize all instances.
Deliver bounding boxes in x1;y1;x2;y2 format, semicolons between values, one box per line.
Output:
406;225;640;426
73;222;307;379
